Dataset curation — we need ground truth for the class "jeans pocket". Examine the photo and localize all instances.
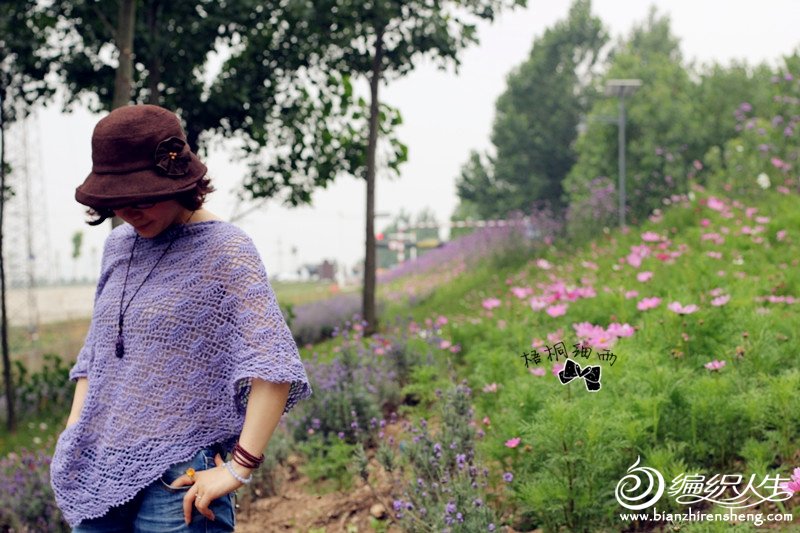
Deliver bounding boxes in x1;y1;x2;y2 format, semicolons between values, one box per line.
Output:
158;448;209;493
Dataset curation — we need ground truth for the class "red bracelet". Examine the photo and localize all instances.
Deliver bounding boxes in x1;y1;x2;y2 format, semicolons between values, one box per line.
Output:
233;442;265;469
232;452;261;469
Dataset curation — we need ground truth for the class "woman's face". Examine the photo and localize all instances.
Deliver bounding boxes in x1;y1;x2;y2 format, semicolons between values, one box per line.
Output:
112;200;190;238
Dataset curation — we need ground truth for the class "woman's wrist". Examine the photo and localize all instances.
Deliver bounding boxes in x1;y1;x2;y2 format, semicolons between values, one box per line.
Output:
224;460;253;485
230;460;253;478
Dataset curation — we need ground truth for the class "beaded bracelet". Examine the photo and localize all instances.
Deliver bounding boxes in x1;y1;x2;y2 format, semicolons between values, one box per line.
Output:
223;460;253;485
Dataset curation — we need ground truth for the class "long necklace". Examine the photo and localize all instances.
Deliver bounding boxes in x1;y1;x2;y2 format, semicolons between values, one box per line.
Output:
115;211;196;358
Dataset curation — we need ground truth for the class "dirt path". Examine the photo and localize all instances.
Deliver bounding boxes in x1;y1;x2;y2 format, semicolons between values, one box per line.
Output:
234;458;403;533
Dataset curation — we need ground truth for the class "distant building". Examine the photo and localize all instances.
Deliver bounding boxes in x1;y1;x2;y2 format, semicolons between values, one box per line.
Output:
319;260;337;281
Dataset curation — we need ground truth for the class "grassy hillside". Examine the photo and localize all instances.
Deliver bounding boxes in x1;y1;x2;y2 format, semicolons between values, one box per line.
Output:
377;185;800;531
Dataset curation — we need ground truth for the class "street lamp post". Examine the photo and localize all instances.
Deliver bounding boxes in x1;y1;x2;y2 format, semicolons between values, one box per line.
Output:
605;79;641;229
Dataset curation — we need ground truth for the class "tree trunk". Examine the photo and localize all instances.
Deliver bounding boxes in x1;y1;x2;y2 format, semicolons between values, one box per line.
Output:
0;90;16;432
111;0;137;229
112;0;136;110
362;26;384;337
145;0;162;105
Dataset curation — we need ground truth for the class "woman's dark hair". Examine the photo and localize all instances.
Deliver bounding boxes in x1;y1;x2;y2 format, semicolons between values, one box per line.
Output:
84;176;216;226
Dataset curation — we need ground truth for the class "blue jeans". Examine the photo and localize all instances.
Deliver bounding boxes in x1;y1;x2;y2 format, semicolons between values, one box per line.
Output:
72;445;236;532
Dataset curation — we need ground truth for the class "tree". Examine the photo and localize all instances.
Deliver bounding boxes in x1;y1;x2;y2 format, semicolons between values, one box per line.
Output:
691;61;774;174
271;0;526;334
0;0;55;431
701;52;800;196
564;7;699;224
456;0;607;219
565;7;780;226
45;0;395;207
71;231;84;283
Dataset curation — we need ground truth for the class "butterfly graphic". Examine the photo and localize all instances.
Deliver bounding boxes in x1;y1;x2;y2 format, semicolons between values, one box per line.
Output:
558;358;602;392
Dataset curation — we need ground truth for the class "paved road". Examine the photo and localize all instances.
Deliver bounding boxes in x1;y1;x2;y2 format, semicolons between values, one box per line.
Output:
7;285;96;327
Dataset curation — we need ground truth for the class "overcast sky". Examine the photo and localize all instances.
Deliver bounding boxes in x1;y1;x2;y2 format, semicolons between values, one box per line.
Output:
9;0;800;283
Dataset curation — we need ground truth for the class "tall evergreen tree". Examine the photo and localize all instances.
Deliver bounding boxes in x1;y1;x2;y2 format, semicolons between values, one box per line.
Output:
456;0;607;219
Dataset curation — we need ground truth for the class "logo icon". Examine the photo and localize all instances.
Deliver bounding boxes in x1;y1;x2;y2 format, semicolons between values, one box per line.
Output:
615;456;665;510
558;358;602;391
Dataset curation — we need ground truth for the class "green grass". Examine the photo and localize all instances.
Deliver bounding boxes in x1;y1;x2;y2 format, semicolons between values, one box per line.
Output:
272;280;358;307
373;187;800;530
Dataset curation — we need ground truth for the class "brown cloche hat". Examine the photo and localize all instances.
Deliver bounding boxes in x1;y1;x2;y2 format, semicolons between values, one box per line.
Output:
75;104;207;209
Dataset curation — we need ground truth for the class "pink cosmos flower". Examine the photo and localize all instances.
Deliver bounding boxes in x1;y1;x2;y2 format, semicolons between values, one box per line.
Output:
530;297;548;311
627;253;642;268
547;328;564;344
745;207;758;219
505;437;521;449
641;231;663;242
755;216;770;224
708;288;725;297
637;271;654;283
576;286;597;298
482;416;491;426
483;383;498;393
701;232;725;245
707;196;726;212
711;295;731;307
530;367;546;377
607;323;635;338
449;344;461;354
777;230;787;241
706;251;722;259
546;304;568;317
552;362;565;376
700;218;711;227
482;298;501;310
439;340;452;350
573;322;605;340
582;261;599;270
435;315;449;327
637;297;662;311
625;290;639;299
511;286;533;299
588;333;616;350
780;468;800;493
704;359;726;371
531;338;545;349
536;259;552;270
668;301;699;315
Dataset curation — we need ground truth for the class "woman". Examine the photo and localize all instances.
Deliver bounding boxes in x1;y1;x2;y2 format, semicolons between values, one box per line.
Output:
50;104;312;531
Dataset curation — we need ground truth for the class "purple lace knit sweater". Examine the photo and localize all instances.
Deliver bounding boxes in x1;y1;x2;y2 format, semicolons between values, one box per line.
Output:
49;220;312;526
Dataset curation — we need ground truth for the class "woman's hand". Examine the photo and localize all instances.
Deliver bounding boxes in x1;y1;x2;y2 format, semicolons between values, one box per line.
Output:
169;453;250;524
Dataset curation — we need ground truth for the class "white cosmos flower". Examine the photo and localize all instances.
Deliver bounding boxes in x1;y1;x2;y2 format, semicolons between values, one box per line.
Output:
757;172;771;189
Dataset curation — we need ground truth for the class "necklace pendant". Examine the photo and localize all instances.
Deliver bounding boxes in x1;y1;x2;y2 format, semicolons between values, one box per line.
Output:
115;334;125;358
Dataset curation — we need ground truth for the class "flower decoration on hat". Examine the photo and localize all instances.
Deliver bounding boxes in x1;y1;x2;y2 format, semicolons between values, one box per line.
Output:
154;136;191;177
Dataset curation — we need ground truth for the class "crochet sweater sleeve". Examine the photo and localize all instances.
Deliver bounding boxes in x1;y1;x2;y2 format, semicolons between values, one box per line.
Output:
218;229;311;414
68;232;116;382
